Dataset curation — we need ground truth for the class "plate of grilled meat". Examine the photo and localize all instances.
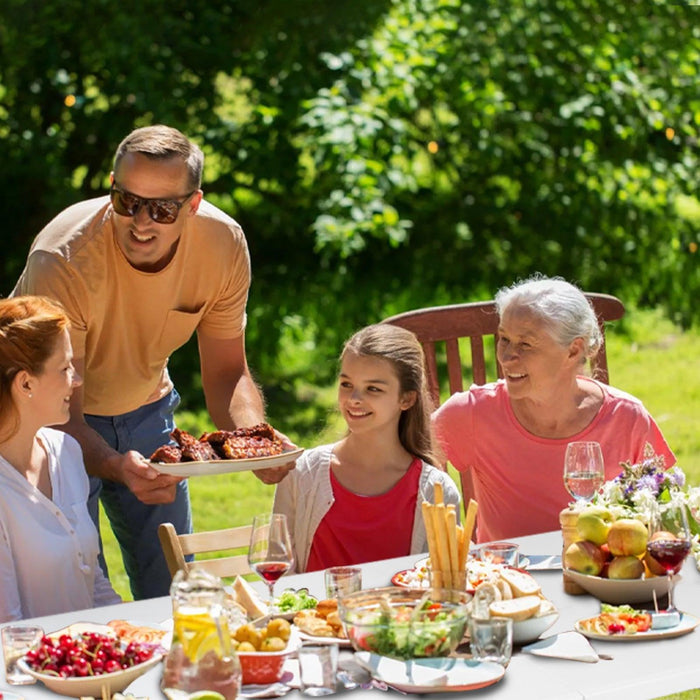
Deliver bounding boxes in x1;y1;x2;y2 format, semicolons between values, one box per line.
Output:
149;422;303;476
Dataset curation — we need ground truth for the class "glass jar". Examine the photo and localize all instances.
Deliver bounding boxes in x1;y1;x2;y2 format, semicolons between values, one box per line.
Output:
161;568;241;700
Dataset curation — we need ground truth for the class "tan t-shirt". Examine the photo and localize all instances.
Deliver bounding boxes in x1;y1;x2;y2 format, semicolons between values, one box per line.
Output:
13;196;251;416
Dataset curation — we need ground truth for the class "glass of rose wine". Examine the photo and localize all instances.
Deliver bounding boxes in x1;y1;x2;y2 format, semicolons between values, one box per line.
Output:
563;441;605;503
646;496;691;611
248;513;294;605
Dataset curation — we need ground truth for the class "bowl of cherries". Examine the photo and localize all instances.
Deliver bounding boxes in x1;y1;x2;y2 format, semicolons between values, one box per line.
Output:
18;625;163;697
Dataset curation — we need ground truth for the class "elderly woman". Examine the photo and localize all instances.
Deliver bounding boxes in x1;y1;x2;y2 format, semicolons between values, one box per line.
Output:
0;296;121;621
432;276;675;542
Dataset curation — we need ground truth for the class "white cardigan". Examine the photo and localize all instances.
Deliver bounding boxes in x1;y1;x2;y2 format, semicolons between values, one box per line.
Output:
272;443;461;573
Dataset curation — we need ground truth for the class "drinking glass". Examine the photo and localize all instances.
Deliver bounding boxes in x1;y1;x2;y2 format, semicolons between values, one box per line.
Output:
646;496;691;611
1;625;44;685
563;441;605;502
324;567;362;599
469;616;513;667
248;513;294;604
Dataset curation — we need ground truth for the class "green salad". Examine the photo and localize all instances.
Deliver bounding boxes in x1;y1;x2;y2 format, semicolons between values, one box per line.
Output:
273;588;318;613
345;599;466;660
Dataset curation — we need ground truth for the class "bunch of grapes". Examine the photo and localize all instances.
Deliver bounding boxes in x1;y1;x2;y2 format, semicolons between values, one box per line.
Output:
23;632;156;678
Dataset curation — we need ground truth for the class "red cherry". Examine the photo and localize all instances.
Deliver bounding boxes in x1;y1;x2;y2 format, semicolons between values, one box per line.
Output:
72;658;90;677
104;659;121;673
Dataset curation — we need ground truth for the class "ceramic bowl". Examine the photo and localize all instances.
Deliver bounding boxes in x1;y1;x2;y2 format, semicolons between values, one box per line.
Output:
17;653;162;698
236;627;299;686
512;612;560;645
564;569;681;605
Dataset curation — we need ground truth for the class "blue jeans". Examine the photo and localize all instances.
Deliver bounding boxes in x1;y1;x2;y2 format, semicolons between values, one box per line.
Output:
86;389;192;600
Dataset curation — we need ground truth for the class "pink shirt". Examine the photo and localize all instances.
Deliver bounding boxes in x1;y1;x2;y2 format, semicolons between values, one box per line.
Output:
306;458;422;572
432;378;675;543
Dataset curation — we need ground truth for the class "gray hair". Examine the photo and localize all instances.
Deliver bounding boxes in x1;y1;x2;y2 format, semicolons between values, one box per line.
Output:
113;125;204;190
494;275;602;359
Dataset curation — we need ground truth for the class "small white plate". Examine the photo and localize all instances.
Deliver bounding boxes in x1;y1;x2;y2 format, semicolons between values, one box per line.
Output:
575;612;700;642
564;569;681;605
151;447;304;477
525;555;562;571
354;652;505;693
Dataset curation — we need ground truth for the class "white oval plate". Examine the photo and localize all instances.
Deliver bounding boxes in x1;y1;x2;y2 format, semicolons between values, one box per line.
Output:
297;630;352;647
575;612;699;642
564;569;681;605
151;447;304;477
354;652;504;693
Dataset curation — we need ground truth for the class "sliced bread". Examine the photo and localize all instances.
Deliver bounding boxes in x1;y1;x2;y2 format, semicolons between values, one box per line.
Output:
499;567;541;598
232;575;268;619
489;595;541;621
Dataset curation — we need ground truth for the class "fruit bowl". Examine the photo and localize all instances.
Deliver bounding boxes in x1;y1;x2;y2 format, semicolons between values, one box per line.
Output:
17;653;162;698
564;569;681;605
338;586;471;660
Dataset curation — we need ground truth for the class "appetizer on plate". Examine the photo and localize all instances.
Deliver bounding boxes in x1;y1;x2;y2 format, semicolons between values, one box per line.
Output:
575;604;700;641
294;599;347;639
272;588;318;617
107;619;169;646
577;604;654;636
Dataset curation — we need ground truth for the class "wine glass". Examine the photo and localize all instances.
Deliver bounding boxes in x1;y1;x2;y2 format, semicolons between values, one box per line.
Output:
563;441;605;503
646;496;691;611
248;513;294;605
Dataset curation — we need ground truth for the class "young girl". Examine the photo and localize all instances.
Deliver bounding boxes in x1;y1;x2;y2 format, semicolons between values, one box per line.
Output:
0;296;121;621
273;324;460;572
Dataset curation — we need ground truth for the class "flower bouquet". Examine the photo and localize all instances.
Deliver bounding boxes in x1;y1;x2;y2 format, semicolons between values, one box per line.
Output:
585;444;700;568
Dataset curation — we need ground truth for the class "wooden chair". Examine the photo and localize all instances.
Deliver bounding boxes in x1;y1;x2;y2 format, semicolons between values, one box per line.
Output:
158;522;253;580
381;292;625;522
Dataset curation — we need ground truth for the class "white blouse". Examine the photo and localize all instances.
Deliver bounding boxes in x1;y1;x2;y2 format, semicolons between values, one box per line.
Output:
0;427;121;621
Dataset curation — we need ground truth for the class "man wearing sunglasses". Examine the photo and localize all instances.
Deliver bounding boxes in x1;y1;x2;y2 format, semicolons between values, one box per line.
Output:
12;124;297;600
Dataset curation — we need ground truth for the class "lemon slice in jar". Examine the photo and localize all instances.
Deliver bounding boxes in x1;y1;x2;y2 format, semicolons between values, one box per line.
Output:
173;609;232;662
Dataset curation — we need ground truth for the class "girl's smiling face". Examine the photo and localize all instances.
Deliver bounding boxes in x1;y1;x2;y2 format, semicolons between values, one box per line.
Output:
338;352;415;434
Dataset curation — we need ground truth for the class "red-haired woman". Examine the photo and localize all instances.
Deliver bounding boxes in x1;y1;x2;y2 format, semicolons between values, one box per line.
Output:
0;296;120;621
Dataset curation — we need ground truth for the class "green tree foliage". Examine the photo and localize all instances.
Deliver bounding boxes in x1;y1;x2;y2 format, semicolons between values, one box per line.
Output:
296;0;700;325
1;0;698;432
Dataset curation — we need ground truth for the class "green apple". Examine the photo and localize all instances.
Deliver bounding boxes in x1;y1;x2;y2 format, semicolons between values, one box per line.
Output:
607;518;649;557
607;555;645;579
564;540;606;576
576;506;614;546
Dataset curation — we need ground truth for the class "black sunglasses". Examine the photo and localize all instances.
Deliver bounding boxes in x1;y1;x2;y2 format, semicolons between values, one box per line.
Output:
110;183;196;224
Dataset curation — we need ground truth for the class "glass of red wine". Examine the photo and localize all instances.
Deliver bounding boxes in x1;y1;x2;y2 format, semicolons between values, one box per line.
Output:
248;513;294;605
563;441;605;503
646;496;691;611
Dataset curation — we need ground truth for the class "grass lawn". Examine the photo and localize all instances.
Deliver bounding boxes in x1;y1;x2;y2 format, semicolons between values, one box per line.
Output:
101;307;700;609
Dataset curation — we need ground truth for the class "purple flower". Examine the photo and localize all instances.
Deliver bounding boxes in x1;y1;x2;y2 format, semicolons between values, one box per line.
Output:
668;468;685;489
637;474;660;495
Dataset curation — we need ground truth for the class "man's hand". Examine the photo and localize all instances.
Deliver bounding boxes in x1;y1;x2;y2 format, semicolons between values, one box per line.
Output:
253;460;297;485
253;429;300;484
119;451;185;504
